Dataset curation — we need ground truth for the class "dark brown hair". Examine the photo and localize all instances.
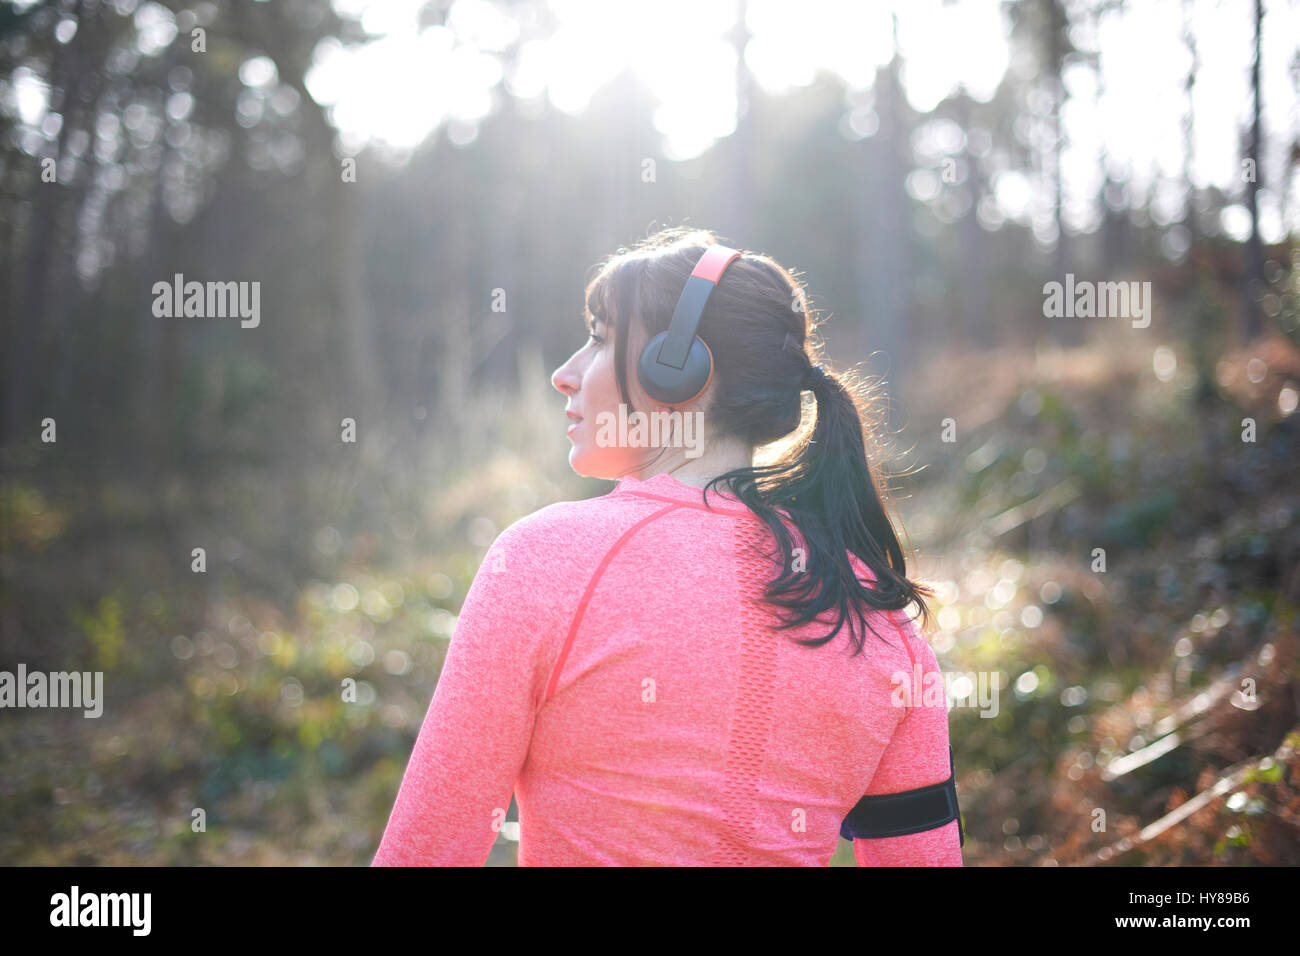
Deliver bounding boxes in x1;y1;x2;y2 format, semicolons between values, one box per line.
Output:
582;226;933;655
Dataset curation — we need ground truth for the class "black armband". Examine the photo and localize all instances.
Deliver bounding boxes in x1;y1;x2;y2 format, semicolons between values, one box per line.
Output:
840;745;964;847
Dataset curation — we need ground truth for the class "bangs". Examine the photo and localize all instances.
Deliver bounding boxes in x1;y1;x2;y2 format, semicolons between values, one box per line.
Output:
582;254;649;410
584;265;619;327
584;281;607;330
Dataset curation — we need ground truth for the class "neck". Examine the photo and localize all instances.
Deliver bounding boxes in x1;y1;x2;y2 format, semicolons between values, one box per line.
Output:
632;437;755;489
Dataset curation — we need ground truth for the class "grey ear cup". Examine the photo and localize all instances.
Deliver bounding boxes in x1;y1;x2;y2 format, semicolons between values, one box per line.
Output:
638;332;713;405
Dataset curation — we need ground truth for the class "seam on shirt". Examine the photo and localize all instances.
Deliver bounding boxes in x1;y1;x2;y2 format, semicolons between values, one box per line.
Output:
890;611;918;717
710;518;783;864
540;501;684;706
618;488;749;515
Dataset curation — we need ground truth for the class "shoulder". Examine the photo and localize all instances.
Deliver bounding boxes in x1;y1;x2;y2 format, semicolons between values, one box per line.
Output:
485;488;661;567
457;498;609;632
464;491;668;635
490;498;587;555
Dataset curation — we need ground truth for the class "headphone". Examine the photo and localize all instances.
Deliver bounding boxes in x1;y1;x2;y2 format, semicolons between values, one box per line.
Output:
636;244;742;406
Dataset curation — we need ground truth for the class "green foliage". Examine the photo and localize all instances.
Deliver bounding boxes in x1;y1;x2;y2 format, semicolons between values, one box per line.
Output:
0;481;68;550
1097;488;1179;548
71;594;126;671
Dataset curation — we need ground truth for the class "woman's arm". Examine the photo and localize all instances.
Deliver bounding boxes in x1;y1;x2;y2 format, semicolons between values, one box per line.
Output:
371;526;547;866
852;621;965;867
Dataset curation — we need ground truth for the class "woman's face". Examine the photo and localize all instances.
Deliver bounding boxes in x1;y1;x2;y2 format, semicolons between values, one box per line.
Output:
551;315;653;479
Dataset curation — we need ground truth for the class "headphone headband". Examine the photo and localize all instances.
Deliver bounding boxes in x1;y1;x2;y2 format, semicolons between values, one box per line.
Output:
690;244;744;285
654;245;741;370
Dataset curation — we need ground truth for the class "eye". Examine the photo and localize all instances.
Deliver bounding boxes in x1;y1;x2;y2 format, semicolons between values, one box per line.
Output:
587;330;605;346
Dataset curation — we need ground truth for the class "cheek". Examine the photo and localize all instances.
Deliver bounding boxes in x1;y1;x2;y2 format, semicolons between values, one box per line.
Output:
587;350;622;409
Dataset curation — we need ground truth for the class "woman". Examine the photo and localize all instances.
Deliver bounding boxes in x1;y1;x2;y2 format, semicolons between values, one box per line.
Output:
371;227;962;866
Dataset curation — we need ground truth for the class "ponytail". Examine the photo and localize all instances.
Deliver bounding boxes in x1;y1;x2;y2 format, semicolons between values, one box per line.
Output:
706;360;933;656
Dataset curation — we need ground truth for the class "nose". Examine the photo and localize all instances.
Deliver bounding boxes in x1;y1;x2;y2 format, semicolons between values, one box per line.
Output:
552;354;579;396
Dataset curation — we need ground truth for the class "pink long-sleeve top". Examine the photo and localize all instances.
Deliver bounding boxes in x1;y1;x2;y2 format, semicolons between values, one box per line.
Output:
371;470;963;866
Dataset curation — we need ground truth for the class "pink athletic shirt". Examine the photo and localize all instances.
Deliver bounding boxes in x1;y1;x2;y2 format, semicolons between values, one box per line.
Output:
371;470;963;866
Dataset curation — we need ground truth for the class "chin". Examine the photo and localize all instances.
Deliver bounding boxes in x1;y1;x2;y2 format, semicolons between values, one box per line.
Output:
568;446;632;481
568;446;600;479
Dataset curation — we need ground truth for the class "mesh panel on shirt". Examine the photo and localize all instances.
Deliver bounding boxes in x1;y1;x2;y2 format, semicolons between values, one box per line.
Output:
709;518;783;865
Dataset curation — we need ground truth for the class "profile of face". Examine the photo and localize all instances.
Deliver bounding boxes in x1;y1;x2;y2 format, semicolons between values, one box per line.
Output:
551;315;662;480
